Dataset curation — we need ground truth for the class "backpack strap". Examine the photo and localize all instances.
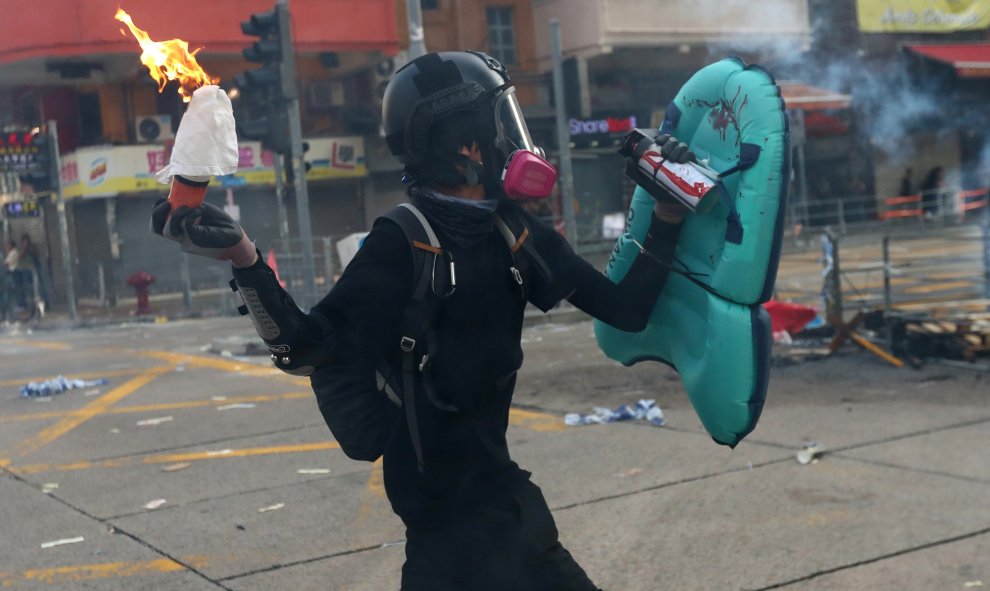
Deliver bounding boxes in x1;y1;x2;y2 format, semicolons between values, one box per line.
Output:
493;210;553;300
379;203;458;473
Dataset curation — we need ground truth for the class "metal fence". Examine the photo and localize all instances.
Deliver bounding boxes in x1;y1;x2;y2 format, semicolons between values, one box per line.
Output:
4;184;988;326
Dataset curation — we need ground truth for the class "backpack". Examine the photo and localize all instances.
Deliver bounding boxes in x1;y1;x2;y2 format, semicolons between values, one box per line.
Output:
376;202;551;472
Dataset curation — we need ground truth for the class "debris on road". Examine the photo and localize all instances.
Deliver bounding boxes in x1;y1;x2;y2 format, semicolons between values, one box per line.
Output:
297;469;331;475
257;503;285;513
796;441;826;465
216;403;257;411
40;536;84;549
615;468;643;478
19;376;109;398
41;483;58;494
565;399;666;427
891;314;990;366
143;498;167;509
83;388;102;396
161;462;191;472
136;416;173;426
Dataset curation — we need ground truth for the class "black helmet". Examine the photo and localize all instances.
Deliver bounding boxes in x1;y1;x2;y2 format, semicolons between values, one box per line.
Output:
382;51;539;189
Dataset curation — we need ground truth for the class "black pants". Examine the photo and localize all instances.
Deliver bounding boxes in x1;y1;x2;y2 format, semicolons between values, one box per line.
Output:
401;481;601;591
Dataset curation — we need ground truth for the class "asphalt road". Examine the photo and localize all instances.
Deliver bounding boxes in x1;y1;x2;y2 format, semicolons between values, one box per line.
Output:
1;314;987;590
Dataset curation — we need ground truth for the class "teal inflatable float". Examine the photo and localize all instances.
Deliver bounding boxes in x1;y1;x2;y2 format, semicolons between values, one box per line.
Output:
595;58;789;447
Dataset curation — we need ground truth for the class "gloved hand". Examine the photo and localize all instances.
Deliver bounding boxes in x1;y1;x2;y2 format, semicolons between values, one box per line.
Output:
656;134;695;164
151;199;258;268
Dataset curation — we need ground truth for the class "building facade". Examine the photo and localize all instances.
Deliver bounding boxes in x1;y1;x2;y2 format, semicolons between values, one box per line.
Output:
0;0;401;305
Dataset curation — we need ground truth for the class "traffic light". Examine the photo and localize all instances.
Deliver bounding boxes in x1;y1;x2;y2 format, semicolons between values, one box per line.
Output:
18;129;52;194
234;4;296;154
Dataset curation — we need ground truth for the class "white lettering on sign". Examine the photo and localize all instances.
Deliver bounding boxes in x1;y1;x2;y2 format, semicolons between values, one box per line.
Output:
569;116;638;136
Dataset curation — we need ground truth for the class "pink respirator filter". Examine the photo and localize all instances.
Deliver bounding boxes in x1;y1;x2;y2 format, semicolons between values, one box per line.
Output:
501;150;558;200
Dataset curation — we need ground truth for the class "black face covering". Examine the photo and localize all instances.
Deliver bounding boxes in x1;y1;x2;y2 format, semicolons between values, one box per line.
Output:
410;188;500;249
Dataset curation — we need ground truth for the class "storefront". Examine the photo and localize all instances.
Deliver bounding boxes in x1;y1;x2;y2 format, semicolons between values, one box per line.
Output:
45;136;368;301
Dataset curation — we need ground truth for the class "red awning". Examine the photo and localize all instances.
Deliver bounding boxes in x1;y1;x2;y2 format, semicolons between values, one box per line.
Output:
906;44;990;79
779;82;852;111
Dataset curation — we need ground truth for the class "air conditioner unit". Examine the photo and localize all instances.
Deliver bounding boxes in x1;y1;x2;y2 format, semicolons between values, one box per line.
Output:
135;114;174;143
372;51;410;102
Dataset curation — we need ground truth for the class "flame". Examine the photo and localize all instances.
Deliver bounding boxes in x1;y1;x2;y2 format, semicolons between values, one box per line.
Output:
115;8;218;102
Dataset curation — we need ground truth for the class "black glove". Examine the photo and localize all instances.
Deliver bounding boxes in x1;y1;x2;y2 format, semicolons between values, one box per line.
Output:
656;134;696;164
151;199;258;268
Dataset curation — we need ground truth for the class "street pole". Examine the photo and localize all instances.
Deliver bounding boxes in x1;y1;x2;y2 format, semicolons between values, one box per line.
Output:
273;152;289;242
550;18;578;247
48;120;77;321
277;0;316;305
405;0;426;58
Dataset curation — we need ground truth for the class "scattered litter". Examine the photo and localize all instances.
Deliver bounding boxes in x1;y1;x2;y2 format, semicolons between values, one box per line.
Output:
565;399;666;427
83;389;101;397
41;483;59;494
220;350;233;357
206;449;232;456
109;428;121;434
174;366;186;372
211;396;228;401
106;525;117;534
964;582;983;588
235;524;246;531
297;469;331;475
216;403;257;411
136;416;173;426
797;441;825;465
614;468;643;479
381;540;407;548
40;536;84;549
20;376;109;398
257;503;284;513
143;498;167;510
161;462;191;472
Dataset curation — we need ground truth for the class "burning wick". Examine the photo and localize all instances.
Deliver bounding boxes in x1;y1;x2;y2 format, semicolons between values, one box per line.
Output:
114;8;218;103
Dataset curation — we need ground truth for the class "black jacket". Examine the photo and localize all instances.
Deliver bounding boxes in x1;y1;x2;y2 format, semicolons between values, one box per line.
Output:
309;199;680;529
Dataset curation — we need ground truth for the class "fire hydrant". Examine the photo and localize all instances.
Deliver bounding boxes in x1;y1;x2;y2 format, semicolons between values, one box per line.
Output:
126;271;156;315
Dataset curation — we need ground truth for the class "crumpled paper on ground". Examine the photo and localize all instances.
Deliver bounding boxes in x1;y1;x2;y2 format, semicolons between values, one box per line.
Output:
155;85;238;183
20;376;109;398
565;399;666;427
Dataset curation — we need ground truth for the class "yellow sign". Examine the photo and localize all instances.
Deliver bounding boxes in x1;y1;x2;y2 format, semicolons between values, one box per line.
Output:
857;0;990;32
59;137;367;199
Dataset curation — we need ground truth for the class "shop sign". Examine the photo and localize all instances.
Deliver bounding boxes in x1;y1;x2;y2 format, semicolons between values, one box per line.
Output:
569;116;638;137
59;136;368;199
856;0;990;32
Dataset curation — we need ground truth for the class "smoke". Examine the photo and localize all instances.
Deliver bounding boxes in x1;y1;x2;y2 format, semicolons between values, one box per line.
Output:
693;0;958;166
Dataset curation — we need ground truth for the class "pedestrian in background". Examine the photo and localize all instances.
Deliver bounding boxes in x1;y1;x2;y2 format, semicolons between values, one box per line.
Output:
4;239;24;309
18;234;47;308
920;166;944;218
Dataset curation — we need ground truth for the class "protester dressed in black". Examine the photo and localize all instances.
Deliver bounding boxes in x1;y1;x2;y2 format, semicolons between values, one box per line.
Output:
152;51;693;591
309;184;681;590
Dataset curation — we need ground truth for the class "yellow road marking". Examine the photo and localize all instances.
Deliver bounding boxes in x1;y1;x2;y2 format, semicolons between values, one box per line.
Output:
0;338;72;351
0;367;151;388
357;458;387;523
0;556;207;586
509;407;565;432
904;280;976;295
13;366;173;458
131;349;307;382
0;392;311;425
10;441;342;475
